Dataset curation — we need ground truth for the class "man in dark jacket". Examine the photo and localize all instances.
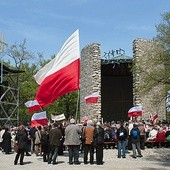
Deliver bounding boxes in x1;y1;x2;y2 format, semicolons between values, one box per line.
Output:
14;125;29;165
48;123;62;164
93;122;104;165
116;122;128;158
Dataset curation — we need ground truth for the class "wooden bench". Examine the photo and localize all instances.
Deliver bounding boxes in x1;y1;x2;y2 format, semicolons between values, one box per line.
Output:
145;140;170;148
104;141;117;149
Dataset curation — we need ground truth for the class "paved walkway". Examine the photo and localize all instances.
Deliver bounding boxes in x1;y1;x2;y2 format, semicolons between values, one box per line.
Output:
0;148;170;170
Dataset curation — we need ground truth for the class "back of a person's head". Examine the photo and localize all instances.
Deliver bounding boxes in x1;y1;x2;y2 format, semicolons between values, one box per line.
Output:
37;126;42;130
97;121;101;126
87;120;93;126
133;124;138;128
19;125;24;131
70;118;75;124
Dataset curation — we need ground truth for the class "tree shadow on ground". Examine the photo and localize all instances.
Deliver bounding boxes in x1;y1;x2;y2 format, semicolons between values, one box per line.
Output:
142;148;170;169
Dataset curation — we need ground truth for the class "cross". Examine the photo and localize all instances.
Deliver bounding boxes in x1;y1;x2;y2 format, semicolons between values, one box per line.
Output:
0;32;8;53
0;33;8;83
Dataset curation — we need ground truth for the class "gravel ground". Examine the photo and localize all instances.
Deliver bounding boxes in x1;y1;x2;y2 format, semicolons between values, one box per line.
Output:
0;148;170;170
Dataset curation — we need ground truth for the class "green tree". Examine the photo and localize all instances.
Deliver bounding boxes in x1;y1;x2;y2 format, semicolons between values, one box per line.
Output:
132;12;170;120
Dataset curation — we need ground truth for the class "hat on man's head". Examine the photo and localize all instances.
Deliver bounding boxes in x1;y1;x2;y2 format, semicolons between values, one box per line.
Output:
70;118;75;124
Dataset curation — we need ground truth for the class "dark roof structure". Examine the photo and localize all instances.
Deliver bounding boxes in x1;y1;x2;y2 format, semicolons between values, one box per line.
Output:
101;54;133;65
0;63;25;74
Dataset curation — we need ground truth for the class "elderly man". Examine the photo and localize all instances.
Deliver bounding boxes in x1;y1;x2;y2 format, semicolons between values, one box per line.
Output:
83;120;95;164
64;119;82;165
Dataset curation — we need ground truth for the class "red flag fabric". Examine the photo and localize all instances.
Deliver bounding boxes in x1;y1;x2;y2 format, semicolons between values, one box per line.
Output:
34;30;80;108
128;106;142;117
25;100;42;113
30;111;48;128
85;92;99;104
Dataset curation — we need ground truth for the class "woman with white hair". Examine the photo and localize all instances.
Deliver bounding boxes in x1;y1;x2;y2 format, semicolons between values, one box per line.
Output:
83;120;94;164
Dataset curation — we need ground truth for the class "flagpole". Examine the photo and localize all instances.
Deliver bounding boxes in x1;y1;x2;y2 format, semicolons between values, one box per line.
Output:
75;90;80;123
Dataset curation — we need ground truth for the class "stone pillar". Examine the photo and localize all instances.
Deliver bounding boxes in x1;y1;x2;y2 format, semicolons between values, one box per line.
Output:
80;43;101;121
133;39;166;120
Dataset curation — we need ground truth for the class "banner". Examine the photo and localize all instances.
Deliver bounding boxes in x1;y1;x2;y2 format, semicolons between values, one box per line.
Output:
51;113;66;121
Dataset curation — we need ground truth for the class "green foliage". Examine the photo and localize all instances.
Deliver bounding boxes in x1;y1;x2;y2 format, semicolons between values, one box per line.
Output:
155;12;170;53
45;91;79;120
132;12;170;119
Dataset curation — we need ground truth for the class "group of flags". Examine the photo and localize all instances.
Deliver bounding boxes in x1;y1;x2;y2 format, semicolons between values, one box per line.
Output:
128;105;158;124
25;30;99;127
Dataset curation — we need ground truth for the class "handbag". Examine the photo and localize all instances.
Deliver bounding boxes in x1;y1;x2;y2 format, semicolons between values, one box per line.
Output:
80;127;86;143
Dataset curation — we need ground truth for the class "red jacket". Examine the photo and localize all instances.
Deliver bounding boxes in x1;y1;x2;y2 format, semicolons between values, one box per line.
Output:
155;131;166;142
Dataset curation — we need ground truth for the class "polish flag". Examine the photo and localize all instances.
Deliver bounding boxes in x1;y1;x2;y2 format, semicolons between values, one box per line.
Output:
51;113;66;121
30;111;48;128
85;92;99;104
34;30;80;107
25;100;42;113
128;106;142;117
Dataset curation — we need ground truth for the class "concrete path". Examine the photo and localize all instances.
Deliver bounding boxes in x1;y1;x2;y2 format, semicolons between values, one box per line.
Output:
0;148;170;170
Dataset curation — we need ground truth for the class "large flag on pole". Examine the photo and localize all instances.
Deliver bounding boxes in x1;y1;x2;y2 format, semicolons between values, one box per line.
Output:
128;106;142;117
34;30;80;107
25;100;42;113
30;111;48;128
85;91;99;104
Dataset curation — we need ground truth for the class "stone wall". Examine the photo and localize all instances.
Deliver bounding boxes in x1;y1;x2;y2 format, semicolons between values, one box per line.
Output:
80;43;101;121
133;39;166;120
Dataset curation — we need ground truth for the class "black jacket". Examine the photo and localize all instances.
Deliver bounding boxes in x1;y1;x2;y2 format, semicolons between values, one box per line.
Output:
94;126;104;144
116;127;128;141
16;129;29;150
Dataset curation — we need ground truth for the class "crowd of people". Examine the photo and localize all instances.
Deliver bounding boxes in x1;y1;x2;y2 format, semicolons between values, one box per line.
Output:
0;118;170;166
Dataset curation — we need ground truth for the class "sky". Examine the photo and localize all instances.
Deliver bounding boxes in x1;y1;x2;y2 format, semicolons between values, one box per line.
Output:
0;0;170;62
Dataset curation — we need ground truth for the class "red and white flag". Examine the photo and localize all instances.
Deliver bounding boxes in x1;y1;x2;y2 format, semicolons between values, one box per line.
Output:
30;111;48;128
128;106;142;117
25;100;42;113
51;113;66;121
34;30;80;107
85;91;99;104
